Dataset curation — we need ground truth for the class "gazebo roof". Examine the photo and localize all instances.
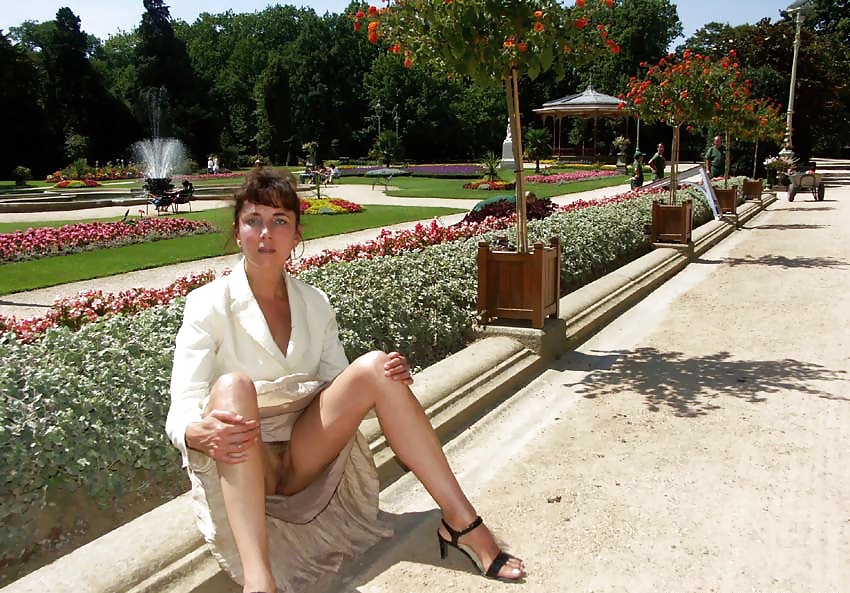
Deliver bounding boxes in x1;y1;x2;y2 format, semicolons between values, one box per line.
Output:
534;84;626;119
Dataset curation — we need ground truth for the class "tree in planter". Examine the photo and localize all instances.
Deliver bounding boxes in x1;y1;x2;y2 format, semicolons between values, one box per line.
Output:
732;97;785;180
623;49;716;204
354;0;618;252
703;51;755;186
370;130;401;167
524;127;552;174
480;151;502;182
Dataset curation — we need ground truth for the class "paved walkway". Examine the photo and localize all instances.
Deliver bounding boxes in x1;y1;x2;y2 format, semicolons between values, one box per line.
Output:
314;182;850;592
0;180;633;319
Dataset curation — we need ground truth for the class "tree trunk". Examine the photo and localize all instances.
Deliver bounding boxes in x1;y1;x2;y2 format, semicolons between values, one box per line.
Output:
668;125;681;204
504;67;528;253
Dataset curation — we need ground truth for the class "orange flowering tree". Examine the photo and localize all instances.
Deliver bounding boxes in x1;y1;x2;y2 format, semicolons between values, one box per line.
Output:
623;49;717;203
704;51;755;182
354;0;618;252
741;99;786;178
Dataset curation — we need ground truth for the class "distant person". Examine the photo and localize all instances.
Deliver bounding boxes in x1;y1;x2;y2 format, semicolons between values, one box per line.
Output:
648;143;666;180
630;151;645;190
327;164;340;184
254;158;263;168
207;156;214;175
705;135;726;178
213;156;220;175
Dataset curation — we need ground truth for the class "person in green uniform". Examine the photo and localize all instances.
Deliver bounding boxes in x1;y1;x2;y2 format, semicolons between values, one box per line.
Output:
705;135;726;178
630;151;645;189
648;143;666;180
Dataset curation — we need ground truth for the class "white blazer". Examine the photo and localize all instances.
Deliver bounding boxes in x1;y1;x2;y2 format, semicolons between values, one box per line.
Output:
165;260;349;465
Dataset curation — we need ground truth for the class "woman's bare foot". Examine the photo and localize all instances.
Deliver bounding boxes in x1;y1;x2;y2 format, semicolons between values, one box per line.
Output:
439;515;524;580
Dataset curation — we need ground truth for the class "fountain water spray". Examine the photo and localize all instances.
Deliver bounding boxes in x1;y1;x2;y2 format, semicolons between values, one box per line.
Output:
132;87;186;194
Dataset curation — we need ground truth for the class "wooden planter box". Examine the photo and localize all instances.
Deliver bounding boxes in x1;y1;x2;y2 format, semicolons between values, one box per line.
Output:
651;199;693;244
714;186;737;215
742;179;763;201
477;238;561;329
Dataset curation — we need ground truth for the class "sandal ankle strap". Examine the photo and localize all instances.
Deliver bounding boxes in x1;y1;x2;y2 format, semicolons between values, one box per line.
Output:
441;515;483;544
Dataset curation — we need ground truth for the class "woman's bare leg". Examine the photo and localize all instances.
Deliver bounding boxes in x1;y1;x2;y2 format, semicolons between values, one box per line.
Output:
283;351;523;579
206;373;277;593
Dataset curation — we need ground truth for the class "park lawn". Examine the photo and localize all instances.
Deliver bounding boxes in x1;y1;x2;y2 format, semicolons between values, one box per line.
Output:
338;172;628;199
0;204;464;295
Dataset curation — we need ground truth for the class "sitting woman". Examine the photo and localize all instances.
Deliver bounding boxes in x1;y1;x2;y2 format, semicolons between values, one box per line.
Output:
165;169;524;593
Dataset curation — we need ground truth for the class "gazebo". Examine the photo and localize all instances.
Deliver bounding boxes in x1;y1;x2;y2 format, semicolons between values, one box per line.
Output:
533;84;630;160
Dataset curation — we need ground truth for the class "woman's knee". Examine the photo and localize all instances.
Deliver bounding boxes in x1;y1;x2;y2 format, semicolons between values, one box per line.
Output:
207;372;258;413
349;350;391;383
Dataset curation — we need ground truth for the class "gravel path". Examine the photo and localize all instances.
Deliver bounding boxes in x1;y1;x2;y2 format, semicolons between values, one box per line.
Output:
314;183;850;592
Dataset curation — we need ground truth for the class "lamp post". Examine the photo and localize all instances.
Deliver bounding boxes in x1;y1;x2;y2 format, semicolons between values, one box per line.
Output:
779;0;809;160
373;102;384;136
391;105;400;135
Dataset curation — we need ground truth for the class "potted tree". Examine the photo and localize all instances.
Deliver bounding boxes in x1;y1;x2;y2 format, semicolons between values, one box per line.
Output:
624;50;716;244
356;0;618;328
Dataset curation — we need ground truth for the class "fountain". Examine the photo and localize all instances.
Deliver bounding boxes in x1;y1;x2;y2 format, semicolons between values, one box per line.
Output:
132;88;186;198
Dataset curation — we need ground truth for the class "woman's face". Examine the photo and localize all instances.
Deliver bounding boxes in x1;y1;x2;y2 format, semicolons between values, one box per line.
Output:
236;202;301;271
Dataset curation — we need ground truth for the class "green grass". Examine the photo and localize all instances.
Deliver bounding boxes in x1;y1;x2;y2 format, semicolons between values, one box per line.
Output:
0;205;464;295
337;172;628;199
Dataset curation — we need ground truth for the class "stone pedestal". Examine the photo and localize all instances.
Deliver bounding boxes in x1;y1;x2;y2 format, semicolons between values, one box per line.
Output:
499;121;515;169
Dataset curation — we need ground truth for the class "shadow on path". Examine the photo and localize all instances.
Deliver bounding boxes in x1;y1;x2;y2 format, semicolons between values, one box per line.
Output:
744;223;825;231
557;347;848;418
316;508;515;592
694;255;848;270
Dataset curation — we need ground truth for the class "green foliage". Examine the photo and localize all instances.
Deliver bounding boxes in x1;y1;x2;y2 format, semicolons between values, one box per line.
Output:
0;302;188;565
12;166;32;186
524;127;552;173
370;130;401;167
479;151;502;182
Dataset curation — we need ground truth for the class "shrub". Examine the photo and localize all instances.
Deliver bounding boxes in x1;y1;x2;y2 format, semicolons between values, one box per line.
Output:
12;166;32;186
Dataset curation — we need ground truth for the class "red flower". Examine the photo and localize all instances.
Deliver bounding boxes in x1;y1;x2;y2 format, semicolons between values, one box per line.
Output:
575;17;588;29
576;0;585;6
355;10;365;18
354;21;361;31
368;5;377;15
518;41;529;52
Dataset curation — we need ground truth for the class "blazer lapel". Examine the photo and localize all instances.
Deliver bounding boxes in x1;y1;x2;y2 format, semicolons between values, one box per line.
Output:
283;272;308;366
228;259;286;362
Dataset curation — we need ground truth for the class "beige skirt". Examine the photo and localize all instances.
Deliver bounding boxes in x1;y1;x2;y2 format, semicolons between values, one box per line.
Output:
186;381;393;593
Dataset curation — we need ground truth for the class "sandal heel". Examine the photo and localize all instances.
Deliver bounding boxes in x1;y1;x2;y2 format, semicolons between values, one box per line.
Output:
438;516;524;583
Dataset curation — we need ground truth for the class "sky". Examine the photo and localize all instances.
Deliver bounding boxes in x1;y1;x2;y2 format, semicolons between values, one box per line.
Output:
0;0;793;44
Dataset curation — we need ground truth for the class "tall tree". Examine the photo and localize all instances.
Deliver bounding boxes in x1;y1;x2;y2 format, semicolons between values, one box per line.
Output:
262;57;292;165
0;31;58;176
135;0;218;160
40;8;138;164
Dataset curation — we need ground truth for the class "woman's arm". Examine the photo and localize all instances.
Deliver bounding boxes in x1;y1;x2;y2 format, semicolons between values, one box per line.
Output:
165;290;220;462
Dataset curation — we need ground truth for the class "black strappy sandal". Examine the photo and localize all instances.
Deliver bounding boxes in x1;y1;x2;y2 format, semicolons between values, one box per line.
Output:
437;516;524;582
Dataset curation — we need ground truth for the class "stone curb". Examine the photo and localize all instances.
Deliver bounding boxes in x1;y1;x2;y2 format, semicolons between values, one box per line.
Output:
1;194;775;593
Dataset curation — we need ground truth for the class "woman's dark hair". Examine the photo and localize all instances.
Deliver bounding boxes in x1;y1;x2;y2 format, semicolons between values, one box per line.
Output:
232;168;301;232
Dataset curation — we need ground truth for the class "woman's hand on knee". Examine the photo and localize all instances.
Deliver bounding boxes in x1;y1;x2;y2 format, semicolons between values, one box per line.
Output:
383;351;413;385
186;410;260;464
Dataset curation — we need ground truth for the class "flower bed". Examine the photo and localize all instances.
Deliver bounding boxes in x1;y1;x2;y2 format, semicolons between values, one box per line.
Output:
338;164;481;178
0;218;217;264
300;198;363;215
53;179;102;189
525;170;619;184
173;172;244;181
462;180;516;190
